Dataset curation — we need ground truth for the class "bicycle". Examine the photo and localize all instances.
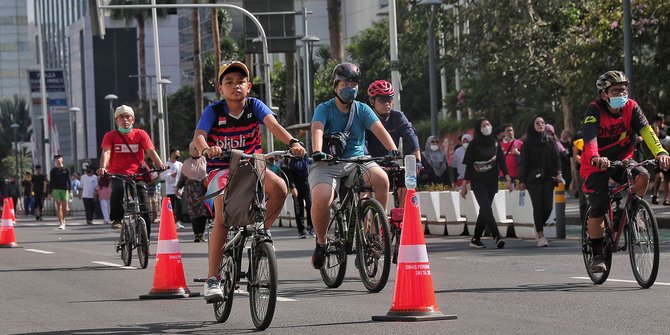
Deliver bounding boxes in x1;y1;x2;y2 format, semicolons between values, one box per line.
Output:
201;150;294;330
320;155;394;293
382;164;405;264
107;169;162;269
581;159;660;288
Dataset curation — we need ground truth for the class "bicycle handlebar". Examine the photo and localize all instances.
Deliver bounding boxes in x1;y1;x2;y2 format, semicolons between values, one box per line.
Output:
323;155;399;165
105;168;166;180
608;159;657;169
209;150;302;161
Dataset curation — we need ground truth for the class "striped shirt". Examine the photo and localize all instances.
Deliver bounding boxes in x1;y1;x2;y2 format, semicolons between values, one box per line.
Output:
196;97;273;172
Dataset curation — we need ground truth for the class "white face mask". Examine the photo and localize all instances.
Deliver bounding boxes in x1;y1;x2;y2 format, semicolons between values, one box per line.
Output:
481;125;493;136
430;144;439;151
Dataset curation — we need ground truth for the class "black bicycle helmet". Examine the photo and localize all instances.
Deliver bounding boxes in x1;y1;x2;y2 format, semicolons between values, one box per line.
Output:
596;70;628;93
332;62;361;86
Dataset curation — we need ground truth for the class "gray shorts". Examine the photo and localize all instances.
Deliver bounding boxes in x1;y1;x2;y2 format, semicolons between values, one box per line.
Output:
308;160;380;192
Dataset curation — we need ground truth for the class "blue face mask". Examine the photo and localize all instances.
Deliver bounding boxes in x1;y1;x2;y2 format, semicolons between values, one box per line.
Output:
338;86;358;103
608;95;628;109
118;125;133;133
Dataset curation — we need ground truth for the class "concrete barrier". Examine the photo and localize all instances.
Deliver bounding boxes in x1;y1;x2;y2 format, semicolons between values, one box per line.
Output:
439;191;467;236
493;190;514;226
506;190;535;238
278;196;295;227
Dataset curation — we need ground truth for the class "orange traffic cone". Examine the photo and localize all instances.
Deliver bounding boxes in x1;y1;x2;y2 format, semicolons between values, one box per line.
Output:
372;189;456;321
0;198;20;248
140;198;199;299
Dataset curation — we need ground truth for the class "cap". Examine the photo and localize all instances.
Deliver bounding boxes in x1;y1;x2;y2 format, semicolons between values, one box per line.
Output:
218;61;250;82
114;105;135;119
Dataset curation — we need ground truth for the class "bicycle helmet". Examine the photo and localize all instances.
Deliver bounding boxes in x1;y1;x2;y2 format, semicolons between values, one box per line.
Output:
596;70;628;93
332;62;361;86
367;80;395;98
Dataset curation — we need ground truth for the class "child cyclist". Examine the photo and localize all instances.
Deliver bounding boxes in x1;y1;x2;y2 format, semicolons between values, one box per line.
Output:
192;61;305;302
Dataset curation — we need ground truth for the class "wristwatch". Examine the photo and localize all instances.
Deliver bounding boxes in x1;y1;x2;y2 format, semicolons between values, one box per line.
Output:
289;138;301;146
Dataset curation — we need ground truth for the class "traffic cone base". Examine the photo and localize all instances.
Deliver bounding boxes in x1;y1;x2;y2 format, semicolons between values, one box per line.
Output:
372;189;456;322
0;198;21;248
140;198;199;299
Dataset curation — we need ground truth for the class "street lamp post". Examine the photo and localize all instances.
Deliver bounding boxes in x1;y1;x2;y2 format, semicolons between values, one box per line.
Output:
158;78;172;152
104;94;118;131
10;123;19;176
69;107;80;171
419;0;442;137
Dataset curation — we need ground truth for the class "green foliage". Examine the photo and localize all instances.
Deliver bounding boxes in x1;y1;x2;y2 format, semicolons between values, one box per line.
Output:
0;96;31;177
417;183;453;192
166;85;196;152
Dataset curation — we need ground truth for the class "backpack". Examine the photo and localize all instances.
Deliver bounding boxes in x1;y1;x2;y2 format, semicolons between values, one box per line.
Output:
223;149;267;227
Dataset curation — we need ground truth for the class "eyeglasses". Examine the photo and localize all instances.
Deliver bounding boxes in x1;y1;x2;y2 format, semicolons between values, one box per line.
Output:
375;96;394;104
608;87;628;96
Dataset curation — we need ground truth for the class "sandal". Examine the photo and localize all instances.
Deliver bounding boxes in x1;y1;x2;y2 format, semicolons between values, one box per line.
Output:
652;195;659;204
663;200;670;206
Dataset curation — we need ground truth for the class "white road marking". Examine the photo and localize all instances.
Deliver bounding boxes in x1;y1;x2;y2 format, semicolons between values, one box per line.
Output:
234;289;296;302
92;261;138;270
571;276;670;286
25;248;54;254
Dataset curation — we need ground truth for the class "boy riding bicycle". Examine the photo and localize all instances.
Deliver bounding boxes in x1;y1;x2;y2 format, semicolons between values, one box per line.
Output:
309;63;400;270
581;70;670;273
192;61;305;302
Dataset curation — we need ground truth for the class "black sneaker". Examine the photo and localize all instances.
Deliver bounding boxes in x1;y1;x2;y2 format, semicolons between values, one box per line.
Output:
312;243;327;269
299;232;307;239
496;237;506;249
589;256;607;273
469;238;485;249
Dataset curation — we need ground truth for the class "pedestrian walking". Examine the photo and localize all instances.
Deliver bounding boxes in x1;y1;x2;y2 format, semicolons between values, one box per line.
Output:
283;155;313;238
176;142;210;242
32;165;48;221
518;115;562;247
420;135;451;187
97;174;112;225
80;167;98;225
499;123;523;183
21;172;34;215
49;154;71;230
460;117;512;249
452;133;472;187
161;148;185;229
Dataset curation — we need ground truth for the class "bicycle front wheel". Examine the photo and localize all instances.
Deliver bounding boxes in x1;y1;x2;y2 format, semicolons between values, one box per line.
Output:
214;250;236;323
135;217;149;269
121;221;133;266
355;199;391;293
628;199;659;288
581;208;611;285
320;210;348;288
249;241;277;330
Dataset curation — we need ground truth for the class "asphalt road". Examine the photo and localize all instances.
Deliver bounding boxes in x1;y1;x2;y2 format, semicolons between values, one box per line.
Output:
2;214;670;335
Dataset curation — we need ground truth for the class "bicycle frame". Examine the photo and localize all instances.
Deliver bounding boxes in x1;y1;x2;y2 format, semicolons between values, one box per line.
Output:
603;159;655;251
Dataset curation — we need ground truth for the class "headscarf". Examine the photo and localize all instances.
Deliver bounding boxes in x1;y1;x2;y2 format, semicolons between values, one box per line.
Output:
544;123;566;153
471;117;496;146
422;135;447;177
525;115;549;146
181;142;208;181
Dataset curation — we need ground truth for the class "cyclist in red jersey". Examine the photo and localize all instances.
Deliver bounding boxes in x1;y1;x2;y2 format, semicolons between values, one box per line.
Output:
581;71;670;273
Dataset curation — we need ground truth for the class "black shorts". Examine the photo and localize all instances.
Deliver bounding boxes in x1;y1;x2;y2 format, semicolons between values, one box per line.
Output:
584;165;649;218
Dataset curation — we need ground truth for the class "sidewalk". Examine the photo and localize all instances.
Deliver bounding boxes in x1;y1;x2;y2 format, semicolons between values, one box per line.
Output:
564;194;670;229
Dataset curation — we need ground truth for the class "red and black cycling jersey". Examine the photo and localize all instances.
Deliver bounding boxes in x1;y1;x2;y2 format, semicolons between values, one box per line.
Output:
580;98;647;180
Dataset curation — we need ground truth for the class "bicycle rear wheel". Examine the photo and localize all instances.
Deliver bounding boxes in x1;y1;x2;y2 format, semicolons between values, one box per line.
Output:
355;199;391;293
214;250;236;323
628;199;659;288
135;217;149;269
121;221;133;266
249;241;277;330
319;210;348;288
390;224;401;264
581;208;612;285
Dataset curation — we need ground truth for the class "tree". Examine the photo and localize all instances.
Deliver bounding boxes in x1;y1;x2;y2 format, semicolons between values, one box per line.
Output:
166;85;196;152
327;0;344;62
193;4;203;119
0;96;31;177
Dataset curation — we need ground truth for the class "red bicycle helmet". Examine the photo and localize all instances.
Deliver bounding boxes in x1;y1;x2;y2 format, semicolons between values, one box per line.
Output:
367;80;395;98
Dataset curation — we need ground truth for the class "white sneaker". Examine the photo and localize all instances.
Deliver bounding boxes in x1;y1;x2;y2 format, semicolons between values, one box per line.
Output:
536;235;548;247
57;224;66;230
203;276;223;303
176;221;185;230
